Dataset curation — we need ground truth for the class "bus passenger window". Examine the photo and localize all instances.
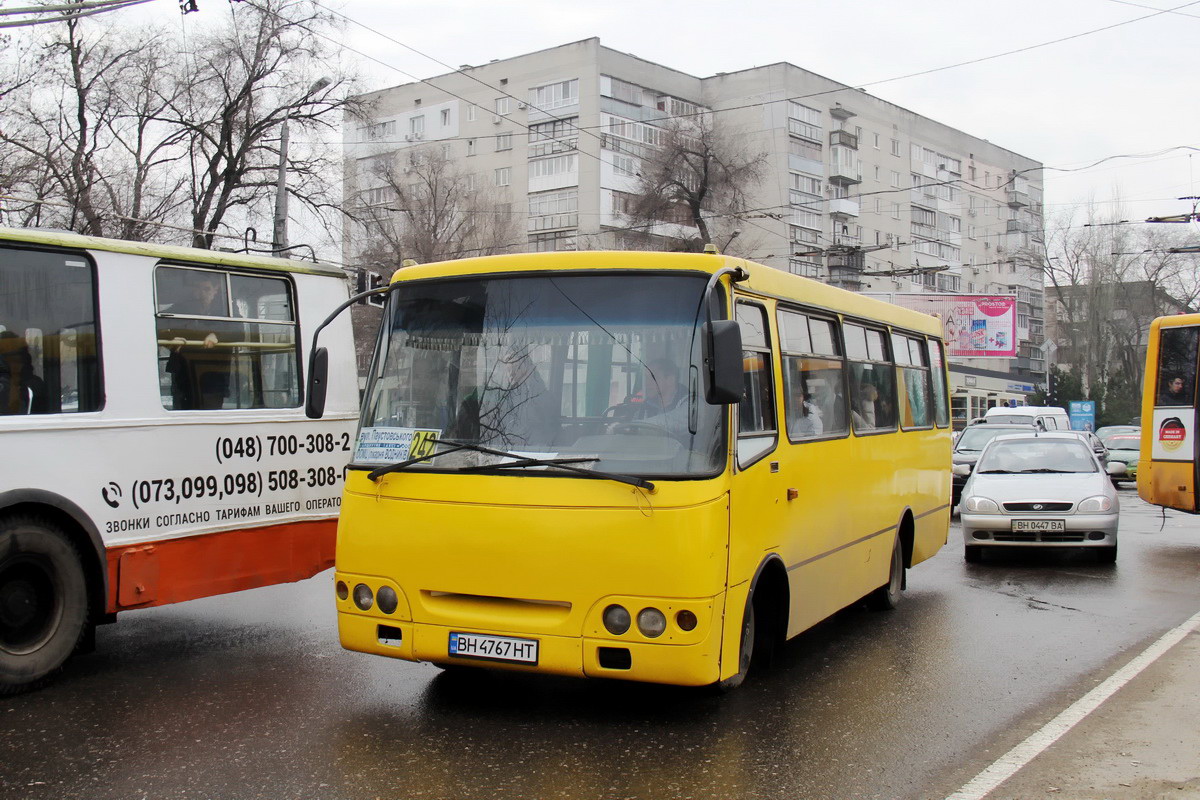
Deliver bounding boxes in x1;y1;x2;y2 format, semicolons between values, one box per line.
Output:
0;246;101;415
846;323;896;433
778;309;847;440
155;266;299;410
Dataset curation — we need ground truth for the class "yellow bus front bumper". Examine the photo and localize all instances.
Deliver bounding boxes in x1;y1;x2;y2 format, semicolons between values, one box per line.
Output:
337;606;727;687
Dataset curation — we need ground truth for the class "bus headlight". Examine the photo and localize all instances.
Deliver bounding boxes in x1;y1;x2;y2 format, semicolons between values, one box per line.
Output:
352;583;374;611
637;608;667;638
376;586;399;614
1077;495;1113;513
963;496;999;513
676;609;698;631
603;604;631;635
336;581;349;601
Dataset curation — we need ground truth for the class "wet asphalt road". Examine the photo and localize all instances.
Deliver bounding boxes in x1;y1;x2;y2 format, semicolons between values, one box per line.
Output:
3;488;1199;800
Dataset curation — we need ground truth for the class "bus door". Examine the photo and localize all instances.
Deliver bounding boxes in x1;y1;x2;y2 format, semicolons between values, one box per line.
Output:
726;301;786;621
774;309;859;632
1141;321;1200;513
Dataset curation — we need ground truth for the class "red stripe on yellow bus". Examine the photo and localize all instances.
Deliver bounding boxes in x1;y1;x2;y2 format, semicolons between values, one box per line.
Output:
104;520;336;612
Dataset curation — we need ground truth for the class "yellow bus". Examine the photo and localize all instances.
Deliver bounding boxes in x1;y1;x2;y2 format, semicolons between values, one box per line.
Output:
0;227;359;693
309;251;951;688
1138;313;1200;513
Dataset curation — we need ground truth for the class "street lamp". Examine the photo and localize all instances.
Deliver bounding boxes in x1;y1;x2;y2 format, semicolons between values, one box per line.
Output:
273;76;332;256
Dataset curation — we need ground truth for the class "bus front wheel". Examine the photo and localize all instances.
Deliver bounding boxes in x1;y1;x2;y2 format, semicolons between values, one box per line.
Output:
0;516;90;695
717;602;755;692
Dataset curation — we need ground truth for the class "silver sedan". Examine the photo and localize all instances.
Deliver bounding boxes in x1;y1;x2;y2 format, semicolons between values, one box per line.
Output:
955;432;1124;563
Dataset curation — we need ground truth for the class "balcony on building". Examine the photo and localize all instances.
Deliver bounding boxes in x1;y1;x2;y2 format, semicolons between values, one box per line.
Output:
829;129;858;150
1006;189;1030;208
528;213;579;233
828;197;860;218
828;147;861;185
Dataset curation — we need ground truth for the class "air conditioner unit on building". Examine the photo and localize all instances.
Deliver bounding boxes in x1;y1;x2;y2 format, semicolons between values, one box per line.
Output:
492;115;502;124
517;102;527;110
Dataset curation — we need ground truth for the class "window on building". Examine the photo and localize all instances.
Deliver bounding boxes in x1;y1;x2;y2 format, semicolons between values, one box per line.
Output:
494;167;511;187
467;105;477;122
891;138;901;156
466;138;476;156
495;97;511;116
529;231;577;252
790;137;822;161
409;116;424;137
495;132;513;151
529;154;577;178
890;171;901;188
440;109;450;126
611;154;637;177
529;79;579;110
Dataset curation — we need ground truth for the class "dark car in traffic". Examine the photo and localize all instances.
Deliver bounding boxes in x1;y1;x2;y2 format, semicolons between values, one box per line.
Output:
951;423;1037;507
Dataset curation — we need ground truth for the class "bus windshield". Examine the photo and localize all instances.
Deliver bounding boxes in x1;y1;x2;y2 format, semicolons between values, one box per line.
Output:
359;272;726;477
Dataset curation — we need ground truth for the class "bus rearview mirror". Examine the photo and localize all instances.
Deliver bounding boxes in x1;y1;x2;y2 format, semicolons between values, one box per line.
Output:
704;320;743;404
305;346;329;419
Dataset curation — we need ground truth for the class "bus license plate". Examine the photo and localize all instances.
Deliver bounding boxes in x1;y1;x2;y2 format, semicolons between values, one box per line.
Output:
448;632;539;665
1012;519;1065;532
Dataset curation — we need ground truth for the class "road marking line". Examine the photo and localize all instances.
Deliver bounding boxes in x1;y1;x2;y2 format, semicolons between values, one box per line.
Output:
945;608;1200;800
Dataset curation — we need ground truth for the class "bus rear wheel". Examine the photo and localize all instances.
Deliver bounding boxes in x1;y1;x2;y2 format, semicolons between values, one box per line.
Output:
0;516;90;695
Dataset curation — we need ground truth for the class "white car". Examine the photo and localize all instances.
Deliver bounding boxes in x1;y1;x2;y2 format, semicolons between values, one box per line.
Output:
955;432;1124;564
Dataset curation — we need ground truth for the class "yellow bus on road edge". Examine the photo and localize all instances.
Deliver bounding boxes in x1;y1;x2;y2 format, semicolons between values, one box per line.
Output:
309;250;951;688
1139;313;1200;513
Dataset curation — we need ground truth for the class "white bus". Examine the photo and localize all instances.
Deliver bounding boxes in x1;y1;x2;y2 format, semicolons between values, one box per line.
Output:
0;228;359;693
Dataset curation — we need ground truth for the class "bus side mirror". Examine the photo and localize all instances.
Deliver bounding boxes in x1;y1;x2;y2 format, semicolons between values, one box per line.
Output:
305;346;328;419
703;320;743;404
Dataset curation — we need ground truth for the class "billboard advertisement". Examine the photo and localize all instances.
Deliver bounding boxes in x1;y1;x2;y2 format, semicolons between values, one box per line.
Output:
866;293;1018;358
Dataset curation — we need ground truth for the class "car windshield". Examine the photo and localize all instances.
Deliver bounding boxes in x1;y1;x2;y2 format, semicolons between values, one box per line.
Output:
1102;434;1141;449
357;271;726;478
976;438;1098;474
955;425;1030;451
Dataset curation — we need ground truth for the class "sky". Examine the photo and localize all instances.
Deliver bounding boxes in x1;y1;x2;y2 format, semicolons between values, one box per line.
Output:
123;0;1200;233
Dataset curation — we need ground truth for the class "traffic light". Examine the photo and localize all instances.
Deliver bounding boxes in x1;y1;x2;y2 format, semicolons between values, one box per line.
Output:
354;269;388;308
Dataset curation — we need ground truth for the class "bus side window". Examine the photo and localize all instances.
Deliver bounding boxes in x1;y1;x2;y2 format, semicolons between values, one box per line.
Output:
155;266;300;411
735;302;776;466
927;338;950;427
0;246;101;415
778;309;847;440
846;324;896;433
1156;327;1199;406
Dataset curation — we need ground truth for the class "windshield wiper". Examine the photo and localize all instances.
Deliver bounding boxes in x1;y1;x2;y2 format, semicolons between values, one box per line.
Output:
977;469;1018;474
367;438;655;490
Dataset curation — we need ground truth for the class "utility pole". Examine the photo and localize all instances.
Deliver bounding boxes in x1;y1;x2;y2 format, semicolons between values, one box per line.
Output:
272;77;331;257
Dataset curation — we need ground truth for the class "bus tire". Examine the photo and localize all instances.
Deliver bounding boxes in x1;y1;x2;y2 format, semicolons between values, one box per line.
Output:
716;601;755;692
867;536;904;610
0;515;90;695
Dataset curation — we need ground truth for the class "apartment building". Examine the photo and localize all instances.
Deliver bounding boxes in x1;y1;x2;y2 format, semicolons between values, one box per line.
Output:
344;38;1046;411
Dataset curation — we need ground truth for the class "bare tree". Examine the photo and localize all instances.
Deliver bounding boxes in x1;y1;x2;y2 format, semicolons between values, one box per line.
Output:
1039;201;1200;420
354;144;519;267
624;113;768;252
160;0;360;248
0;11;187;238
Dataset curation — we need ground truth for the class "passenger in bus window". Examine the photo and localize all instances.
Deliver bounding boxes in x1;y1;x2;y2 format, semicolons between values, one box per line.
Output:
162;271;232;410
1159;375;1191;406
852;380;878;429
789;387;823;438
0;331;46;415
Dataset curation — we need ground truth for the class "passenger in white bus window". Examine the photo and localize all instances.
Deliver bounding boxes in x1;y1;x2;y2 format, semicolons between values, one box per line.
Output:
0;332;46;415
161;271;232;410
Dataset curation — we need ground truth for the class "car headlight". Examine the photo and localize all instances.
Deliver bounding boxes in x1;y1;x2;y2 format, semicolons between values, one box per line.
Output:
963;496;999;513
1077;495;1114;513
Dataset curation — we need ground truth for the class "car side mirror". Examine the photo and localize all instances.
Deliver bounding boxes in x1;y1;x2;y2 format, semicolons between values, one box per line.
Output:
305;346;328;419
1106;461;1127;476
952;464;972;476
702;319;743;404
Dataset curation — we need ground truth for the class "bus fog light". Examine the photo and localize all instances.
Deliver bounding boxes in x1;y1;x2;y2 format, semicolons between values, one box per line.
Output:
352;583;374;611
637;608;666;638
377;586;399;614
603;604;631;635
675;610;698;631
336;581;349;601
